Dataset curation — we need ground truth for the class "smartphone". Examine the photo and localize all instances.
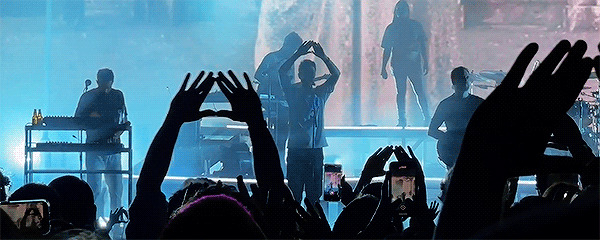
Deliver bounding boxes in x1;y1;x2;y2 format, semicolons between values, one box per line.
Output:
0;199;50;235
323;163;342;202
389;161;417;203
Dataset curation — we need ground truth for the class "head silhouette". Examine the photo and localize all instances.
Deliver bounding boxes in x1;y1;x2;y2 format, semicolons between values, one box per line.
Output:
282;32;303;54
333;195;379;238
451;66;470;93
161;194;265;239
48;176;96;230
394;1;410;20
299;59;316;86
96;68;114;90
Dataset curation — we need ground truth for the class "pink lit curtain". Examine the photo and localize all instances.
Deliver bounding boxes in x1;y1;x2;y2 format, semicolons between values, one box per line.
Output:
255;0;462;126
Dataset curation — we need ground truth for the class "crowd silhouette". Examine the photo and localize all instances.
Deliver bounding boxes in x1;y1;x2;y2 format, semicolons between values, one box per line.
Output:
1;39;599;239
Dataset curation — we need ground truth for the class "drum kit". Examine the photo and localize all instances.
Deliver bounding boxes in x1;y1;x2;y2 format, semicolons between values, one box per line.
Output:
471;69;600;155
573;77;600;155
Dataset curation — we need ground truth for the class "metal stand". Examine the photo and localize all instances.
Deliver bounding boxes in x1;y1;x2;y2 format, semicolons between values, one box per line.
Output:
24;124;133;205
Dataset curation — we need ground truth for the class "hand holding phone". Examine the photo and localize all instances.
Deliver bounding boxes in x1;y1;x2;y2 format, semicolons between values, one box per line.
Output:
0;199;50;236
323;164;342;202
388;161;417;202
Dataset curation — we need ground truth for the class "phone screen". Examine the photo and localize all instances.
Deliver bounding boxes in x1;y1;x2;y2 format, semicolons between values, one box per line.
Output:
388;161;417;203
0;200;50;235
391;175;416;202
323;164;342;201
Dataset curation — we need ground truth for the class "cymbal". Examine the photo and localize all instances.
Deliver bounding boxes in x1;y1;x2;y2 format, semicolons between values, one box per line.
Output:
478;70;506;83
473;84;496;90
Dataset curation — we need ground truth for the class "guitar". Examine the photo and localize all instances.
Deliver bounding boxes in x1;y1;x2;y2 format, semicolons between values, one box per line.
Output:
436;133;464;169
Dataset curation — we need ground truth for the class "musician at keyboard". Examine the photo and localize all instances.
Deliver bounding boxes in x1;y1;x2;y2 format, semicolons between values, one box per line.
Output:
74;68;128;218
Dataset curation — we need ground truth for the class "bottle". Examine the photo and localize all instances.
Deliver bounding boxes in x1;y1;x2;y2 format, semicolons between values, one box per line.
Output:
32;109;38;125
37;109;43;125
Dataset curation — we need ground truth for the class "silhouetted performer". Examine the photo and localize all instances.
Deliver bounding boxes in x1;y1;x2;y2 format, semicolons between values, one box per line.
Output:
381;0;430;126
75;68;127;217
279;41;340;203
428;67;483;169
255;32;303;175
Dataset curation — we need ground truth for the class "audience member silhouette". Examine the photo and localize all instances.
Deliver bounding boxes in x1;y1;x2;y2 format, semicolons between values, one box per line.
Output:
279;40;340;203
332;194;379;238
358;146;437;239
127;70;294;239
48;175;96;231
381;0;430;126
429;66;484;169
338;146;393;206
161;194;265;239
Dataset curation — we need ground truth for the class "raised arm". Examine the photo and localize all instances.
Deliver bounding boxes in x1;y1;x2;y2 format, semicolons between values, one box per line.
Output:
313;42;340;90
279;41;313;92
137;72;215;193
127;72;215;239
214;71;284;191
355;146;394;194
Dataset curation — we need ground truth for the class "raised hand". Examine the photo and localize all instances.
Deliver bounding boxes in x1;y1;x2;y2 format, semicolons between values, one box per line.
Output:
393;145;415;162
236;175;252;203
312;42;326;59
295;198;332;239
362;146;394;179
214;70;264;125
393;146;424;178
394;146;427;210
427;201;440;219
435;40;596;239
295;40;314;57
167;71;216;124
249;183;267;212
355;146;394;195
107;207;129;230
459;40;595;177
